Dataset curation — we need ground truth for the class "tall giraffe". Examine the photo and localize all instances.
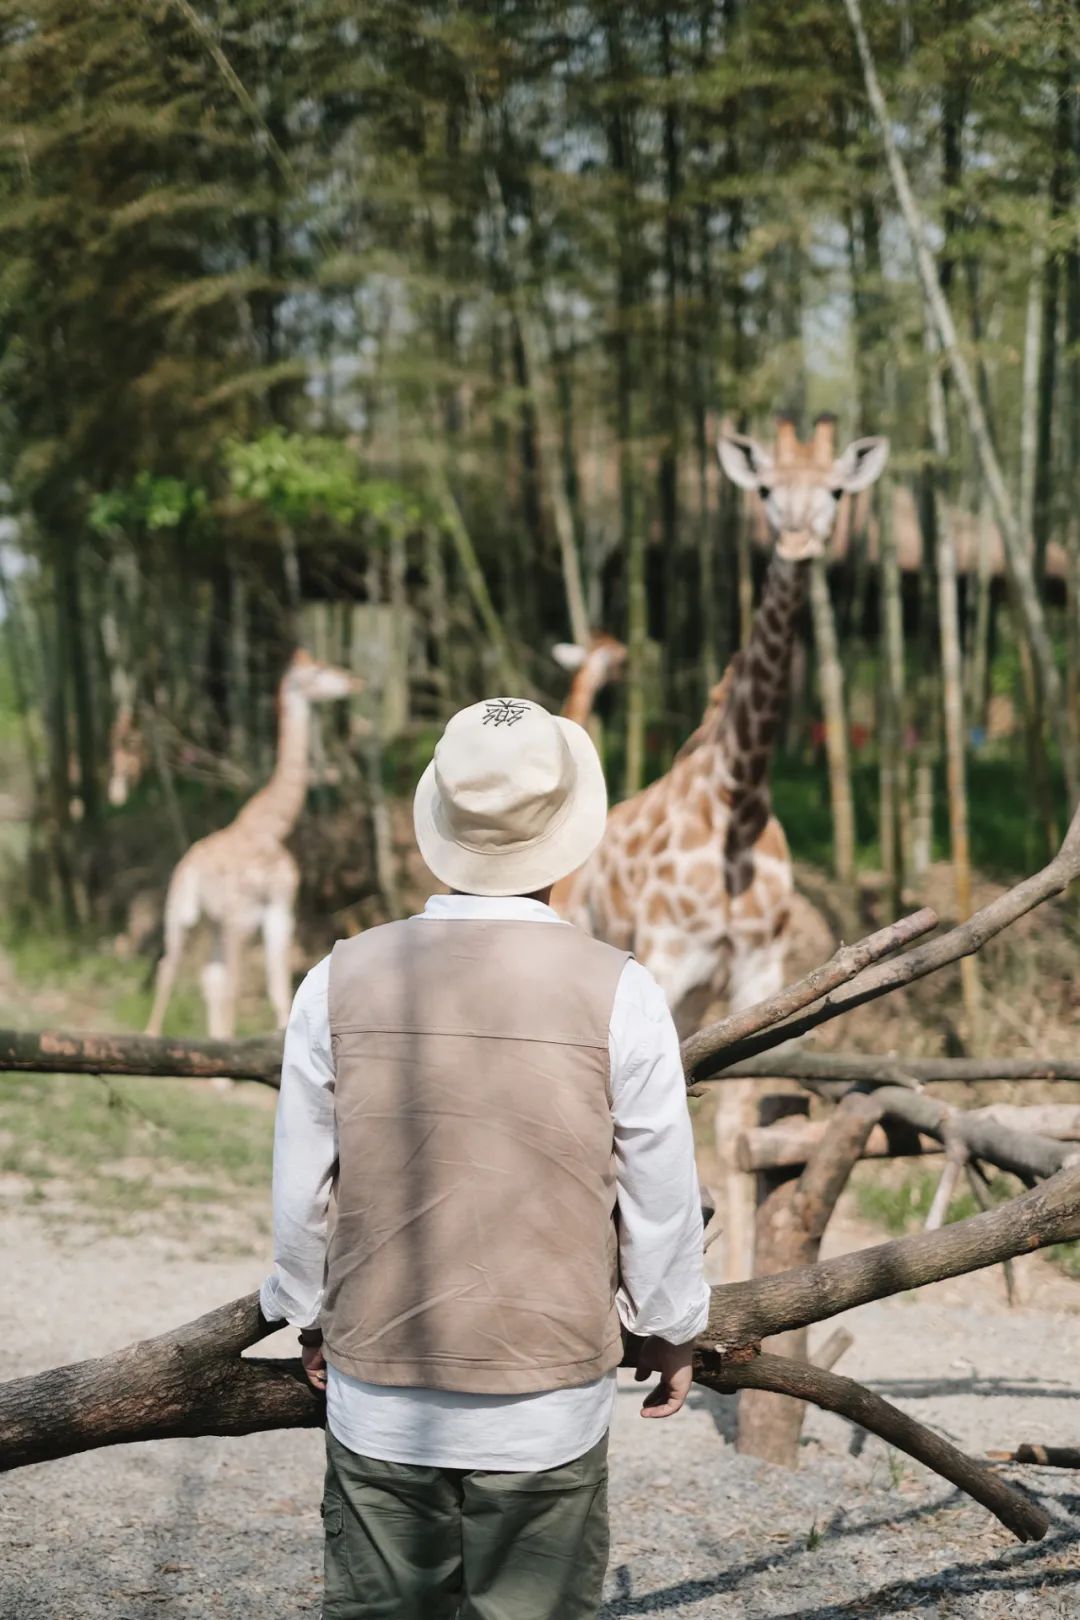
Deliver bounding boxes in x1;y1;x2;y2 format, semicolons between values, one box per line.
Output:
146;649;363;1039
552;415;888;1030
552;632;628;728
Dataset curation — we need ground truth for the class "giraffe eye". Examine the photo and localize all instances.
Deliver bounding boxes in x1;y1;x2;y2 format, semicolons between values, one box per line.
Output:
757;485;771;501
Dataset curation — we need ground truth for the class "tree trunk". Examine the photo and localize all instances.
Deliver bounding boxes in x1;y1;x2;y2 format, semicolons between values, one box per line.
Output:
877;474;907;910
925;329;981;1044
808;558;856;897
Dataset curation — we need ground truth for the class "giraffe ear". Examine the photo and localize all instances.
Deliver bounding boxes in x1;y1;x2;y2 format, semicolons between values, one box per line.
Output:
831;435;889;493
717;431;774;491
552;642;588;672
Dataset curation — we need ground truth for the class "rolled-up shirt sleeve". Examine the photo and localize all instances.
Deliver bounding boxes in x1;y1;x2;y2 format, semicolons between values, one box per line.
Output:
259;955;337;1329
610;959;711;1345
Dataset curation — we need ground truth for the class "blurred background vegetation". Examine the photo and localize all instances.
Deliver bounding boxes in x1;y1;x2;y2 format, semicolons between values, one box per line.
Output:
1;0;1078;971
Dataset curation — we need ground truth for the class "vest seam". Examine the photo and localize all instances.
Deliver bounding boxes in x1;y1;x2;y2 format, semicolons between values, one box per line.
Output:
331;1025;610;1049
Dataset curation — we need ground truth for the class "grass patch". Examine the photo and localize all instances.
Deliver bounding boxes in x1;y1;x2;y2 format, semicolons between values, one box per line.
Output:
0;1069;274;1224
852;1162;1018;1236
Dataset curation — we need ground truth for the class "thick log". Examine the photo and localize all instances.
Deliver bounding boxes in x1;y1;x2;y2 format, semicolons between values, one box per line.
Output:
690;802;1080;1077
0;1294;323;1471
0;1028;282;1085
704;1163;1080;1351
704;1353;1049;1543
737;1117;942;1173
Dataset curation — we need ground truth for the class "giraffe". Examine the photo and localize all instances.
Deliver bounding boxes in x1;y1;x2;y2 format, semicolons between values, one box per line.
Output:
551;415;887;1273
146;649;363;1040
552;632;628;728
554;415;888;1024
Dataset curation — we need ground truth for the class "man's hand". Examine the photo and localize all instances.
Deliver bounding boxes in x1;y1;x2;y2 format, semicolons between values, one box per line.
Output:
634;1335;694;1419
302;1342;327;1392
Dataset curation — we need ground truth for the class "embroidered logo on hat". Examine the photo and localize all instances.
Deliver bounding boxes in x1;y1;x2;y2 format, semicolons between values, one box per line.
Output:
482;699;529;728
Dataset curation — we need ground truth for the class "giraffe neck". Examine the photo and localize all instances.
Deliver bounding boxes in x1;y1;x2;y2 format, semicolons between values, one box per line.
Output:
236;689;312;841
563;667;603;728
720;552;806;796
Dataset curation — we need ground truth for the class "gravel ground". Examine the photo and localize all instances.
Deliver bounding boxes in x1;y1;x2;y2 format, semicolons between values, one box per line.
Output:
1;1210;1079;1620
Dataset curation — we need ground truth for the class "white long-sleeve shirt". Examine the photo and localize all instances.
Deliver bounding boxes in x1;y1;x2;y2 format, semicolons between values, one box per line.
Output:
260;894;710;1470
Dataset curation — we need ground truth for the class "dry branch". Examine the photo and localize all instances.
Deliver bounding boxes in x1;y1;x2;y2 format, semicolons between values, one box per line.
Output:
0;1028;282;1084
702;1353;1048;1542
704;1164;1080;1350
988;1445;1080;1470
711;1052;1080;1087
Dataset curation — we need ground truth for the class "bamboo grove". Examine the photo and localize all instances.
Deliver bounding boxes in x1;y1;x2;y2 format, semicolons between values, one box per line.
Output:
1;1;1078;959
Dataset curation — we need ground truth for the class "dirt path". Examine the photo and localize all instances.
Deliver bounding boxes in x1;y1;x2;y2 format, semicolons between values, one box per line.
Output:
1;1204;1078;1620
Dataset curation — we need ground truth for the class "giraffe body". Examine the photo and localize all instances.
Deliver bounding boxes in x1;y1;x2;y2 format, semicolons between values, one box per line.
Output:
146;650;363;1039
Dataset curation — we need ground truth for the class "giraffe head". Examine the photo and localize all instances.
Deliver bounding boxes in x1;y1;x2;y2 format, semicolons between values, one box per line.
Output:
718;413;888;562
283;648;365;703
552;632;628;692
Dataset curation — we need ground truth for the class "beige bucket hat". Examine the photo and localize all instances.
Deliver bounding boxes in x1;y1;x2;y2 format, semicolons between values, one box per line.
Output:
413;697;608;897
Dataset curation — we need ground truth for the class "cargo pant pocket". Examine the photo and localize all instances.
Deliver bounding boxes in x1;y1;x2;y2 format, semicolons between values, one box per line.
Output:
321;1490;350;1616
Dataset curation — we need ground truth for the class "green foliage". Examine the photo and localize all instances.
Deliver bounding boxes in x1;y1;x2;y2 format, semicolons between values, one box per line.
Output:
88;472;207;536
224;430;425;535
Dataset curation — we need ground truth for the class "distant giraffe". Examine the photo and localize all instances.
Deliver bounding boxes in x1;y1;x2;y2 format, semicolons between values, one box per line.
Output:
552;632;628;731
146;650;363;1039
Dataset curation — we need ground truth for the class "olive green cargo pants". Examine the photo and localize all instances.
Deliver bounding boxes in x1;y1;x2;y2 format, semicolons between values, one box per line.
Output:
321;1428;609;1620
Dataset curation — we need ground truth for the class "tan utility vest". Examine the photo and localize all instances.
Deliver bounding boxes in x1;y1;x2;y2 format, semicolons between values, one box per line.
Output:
322;917;630;1395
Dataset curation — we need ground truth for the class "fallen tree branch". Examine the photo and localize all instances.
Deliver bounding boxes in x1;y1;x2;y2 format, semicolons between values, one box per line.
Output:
5;1168;1077;1488
0;1028;282;1085
680;907;937;1077
704;1164;1080;1350
701;1352;1048;1542
0;1294;322;1471
689;803;1080;1077
704;1052;1080;1087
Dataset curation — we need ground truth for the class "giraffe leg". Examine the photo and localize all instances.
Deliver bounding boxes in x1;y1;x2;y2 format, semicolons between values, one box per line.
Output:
262;900;296;1029
146;865;200;1037
201;927;230;1041
146;929;186;1038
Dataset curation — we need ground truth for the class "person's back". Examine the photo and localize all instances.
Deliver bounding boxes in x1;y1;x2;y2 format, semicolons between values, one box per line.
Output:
261;698;710;1619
